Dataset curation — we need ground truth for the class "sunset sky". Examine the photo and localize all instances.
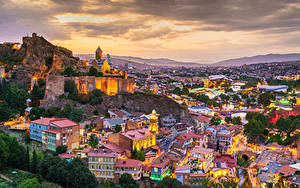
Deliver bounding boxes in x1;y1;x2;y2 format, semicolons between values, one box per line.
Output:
1;0;300;63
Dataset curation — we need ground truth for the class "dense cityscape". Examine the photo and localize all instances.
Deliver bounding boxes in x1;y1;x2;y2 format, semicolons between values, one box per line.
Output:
1;1;300;187
0;33;299;188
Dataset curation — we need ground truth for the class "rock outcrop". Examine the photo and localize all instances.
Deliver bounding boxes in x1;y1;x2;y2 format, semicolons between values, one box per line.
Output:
3;33;80;85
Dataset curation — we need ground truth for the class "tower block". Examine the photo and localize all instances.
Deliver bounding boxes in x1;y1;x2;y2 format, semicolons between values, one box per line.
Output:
149;109;159;133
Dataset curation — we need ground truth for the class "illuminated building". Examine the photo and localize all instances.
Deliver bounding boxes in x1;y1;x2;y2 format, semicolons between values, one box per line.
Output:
114;159;142;181
119;128;156;151
42;118;80;151
210;154;237;179
149;110;159;133
30;118;55;143
83;148;117;181
150;154;171;181
189;146;214;173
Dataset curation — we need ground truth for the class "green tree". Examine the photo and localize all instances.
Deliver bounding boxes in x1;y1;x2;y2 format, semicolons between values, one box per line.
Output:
17;178;40;188
25;146;30;171
88;67;98;76
232;116;242;125
0;135;9;169
225;116;232;124
244;119;265;143
156;176;183;188
119;173;138;188
28;107;47;121
31;149;38;173
173;87;182;96
258;92;274;107
115;124;122;133
67;158;98;188
93;109;99;115
30;84;45;106
69;107;84;122
64;66;76;77
182;87;189;95
64;79;77;96
56;145;68;155
88;134;98;148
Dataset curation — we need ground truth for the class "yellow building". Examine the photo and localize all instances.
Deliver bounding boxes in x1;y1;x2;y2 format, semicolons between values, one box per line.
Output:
121;128;156;151
149;110;159;133
296;95;300;106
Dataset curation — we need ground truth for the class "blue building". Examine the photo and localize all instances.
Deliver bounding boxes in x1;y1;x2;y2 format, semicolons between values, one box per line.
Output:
30;118;55;142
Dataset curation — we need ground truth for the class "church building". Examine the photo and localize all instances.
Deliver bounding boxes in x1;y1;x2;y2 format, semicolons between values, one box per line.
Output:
86;46;112;73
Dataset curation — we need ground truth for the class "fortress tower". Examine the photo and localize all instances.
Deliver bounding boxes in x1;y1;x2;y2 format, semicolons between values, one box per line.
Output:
95;46;103;61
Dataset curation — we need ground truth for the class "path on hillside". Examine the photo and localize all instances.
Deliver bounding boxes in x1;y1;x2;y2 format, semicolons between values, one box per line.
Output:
0;174;13;182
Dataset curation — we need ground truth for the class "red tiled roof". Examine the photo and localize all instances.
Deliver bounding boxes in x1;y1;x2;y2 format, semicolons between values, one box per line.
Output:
151;157;170;168
31;118;56;126
104;143;125;154
115;159;142;168
191;146;214;154
279;165;298;176
214;154;235;168
121;128;153;141
58;153;77;159
176;131;204;141
159;127;172;135
51;119;78;128
193;115;210;122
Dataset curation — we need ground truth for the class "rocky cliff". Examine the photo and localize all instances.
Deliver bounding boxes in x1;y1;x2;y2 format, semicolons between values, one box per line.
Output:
1;33;80;85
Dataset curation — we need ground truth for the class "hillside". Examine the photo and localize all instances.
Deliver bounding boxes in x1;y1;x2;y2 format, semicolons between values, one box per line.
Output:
214;53;300;66
41;92;194;123
0;33;80;85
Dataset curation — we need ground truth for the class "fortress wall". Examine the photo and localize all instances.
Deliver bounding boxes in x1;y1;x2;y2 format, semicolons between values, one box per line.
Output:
44;75;135;100
44;75;64;101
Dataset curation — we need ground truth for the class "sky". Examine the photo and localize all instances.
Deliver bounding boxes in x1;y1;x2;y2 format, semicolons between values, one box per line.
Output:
1;0;300;63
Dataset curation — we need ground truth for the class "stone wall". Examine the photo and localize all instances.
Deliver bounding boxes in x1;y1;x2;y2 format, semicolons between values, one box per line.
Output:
44;75;65;101
44;75;135;100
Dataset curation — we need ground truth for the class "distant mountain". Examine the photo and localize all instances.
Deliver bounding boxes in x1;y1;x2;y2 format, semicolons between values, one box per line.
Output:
75;54;203;68
214;53;300;66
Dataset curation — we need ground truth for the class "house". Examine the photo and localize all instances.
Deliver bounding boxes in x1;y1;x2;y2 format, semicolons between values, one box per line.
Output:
171;123;193;136
84;148;118;181
114;159;143;181
175;165;191;185
189;146;214;173
42;118;80;152
108;108;129;119
126;117;147;130
210;154;236;179
150;154;172;181
30;118;55;142
161;115;176;127
103;118;126;132
175;132;206;148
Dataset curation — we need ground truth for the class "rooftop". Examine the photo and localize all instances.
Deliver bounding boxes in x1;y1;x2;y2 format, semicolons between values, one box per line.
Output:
121;128;153;141
31;118;56;126
115;159;142;168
